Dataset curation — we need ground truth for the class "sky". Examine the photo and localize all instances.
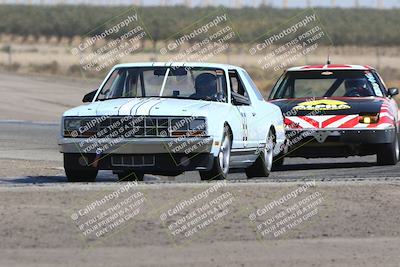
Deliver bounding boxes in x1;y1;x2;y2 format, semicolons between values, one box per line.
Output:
1;0;400;8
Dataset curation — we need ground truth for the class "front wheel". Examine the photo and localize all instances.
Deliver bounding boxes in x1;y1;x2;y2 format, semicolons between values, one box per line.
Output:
245;131;275;178
272;156;285;170
64;154;98;182
200;129;231;181
377;133;399;165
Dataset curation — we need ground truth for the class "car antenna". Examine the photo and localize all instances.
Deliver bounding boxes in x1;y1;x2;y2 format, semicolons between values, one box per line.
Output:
326;54;331;65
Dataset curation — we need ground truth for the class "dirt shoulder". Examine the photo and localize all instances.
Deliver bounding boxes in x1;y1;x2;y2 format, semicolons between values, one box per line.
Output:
0;181;399;266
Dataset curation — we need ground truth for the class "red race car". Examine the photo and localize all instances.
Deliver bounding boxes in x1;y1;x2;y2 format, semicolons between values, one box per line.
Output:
269;64;399;166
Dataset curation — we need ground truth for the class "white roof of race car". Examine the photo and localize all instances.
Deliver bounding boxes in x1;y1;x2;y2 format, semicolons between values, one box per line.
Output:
287;64;375;71
113;62;243;70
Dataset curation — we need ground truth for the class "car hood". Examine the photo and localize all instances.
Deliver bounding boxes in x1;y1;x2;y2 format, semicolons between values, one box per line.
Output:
63;98;219;117
269;97;384;116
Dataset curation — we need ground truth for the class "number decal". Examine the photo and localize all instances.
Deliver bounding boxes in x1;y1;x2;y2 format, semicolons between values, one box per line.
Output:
240;110;248;147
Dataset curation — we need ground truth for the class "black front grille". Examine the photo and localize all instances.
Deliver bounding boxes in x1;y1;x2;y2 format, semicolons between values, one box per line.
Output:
70;116;203;138
111;155;155;167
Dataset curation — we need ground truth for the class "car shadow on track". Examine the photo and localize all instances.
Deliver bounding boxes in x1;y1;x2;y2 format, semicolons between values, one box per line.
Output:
0;176;67;184
0;157;383;185
0;175;114;184
0;171;162;185
275;161;376;171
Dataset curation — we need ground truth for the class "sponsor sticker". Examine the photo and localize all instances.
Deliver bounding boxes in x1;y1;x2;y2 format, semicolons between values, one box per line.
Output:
293;99;351;111
365;71;383;97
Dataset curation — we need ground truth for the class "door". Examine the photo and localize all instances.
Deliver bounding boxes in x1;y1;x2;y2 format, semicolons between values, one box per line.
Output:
229;70;258;149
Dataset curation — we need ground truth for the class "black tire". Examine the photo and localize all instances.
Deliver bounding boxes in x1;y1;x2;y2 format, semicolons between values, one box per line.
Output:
377;133;399;165
200;158;225;181
64;154;98;182
65;169;98;182
245;131;275;178
200;128;231;181
272;156;285;170
117;171;144;182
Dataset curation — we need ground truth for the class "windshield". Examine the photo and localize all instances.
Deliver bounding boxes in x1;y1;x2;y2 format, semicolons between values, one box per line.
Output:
96;67;228;102
270;70;385;99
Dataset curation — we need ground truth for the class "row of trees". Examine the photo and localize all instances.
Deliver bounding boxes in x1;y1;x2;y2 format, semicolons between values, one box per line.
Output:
0;5;399;46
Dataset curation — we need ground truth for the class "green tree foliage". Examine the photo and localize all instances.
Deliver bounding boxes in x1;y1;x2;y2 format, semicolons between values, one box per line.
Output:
0;5;399;46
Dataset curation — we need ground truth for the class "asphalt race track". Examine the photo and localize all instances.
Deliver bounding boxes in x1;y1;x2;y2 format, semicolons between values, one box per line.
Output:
1;120;399;184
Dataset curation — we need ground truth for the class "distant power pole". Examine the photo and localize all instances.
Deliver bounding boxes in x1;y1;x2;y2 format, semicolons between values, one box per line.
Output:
202;0;209;7
377;0;384;9
354;0;360;8
261;0;270;6
184;0;192;7
283;0;288;8
133;0;141;6
331;0;336;7
159;0;166;6
235;0;242;8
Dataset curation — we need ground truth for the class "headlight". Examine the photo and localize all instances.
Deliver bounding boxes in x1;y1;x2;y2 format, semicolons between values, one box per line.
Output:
359;113;379;124
170;117;207;137
171;118;189;131
64;118;81;137
64;119;81;130
189;119;206;130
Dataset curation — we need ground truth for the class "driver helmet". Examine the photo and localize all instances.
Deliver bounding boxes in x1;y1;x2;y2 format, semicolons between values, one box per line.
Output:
194;73;217;97
344;79;372;96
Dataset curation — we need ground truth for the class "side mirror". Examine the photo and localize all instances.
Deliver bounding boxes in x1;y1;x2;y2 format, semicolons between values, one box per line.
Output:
388;87;399;97
231;91;250;106
82;90;97;103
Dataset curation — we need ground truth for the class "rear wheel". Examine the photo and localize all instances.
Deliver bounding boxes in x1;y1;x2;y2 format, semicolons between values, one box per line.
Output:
377;133;399;165
200;128;231;181
245;131;275;178
65;169;98;183
117;170;144;182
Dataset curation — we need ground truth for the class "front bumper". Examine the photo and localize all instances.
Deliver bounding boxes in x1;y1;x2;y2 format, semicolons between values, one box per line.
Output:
285;128;397;158
59;137;215;173
63;153;214;173
58;137;214;154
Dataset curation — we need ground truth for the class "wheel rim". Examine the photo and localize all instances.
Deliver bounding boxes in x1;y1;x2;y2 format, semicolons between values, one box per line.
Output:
264;133;274;171
218;134;231;175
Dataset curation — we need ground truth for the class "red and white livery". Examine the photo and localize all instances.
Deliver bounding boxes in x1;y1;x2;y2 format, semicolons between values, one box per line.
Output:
269;64;400;166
